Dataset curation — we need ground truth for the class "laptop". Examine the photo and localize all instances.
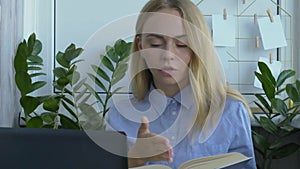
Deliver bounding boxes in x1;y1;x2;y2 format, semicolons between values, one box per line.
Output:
0;127;128;169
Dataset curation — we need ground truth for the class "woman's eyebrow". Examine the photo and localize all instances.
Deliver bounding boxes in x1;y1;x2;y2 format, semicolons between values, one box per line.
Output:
145;34;187;39
174;34;187;39
145;34;164;39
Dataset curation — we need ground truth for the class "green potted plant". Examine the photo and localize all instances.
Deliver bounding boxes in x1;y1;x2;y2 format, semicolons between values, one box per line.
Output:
14;33;132;130
252;61;300;169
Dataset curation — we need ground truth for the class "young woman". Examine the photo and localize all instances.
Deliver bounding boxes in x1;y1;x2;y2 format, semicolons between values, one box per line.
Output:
106;0;256;168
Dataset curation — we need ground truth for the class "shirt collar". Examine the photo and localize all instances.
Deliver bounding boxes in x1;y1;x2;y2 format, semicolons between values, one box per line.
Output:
173;84;195;109
147;84;195;112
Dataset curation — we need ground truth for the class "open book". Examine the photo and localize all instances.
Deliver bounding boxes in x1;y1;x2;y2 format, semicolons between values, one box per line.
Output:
130;152;251;169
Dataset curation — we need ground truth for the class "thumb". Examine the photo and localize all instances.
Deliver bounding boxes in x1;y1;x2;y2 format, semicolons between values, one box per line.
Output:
138;116;150;136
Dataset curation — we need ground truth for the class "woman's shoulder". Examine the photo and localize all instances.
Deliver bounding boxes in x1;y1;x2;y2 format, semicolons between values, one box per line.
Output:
220;97;252;128
223;96;249;117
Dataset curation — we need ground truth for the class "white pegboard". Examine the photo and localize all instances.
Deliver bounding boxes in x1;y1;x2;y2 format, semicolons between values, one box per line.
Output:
195;0;293;107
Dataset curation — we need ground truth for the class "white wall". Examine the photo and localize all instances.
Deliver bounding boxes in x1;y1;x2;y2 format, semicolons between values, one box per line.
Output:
24;0;298;98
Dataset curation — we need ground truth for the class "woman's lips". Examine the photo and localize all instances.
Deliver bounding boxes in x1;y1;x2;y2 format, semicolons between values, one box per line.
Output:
160;68;176;76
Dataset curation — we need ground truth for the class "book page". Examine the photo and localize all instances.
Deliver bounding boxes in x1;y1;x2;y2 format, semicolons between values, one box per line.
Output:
178;152;251;169
130;164;171;169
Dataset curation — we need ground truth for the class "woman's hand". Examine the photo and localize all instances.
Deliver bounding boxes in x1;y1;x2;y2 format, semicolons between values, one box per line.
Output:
128;116;174;168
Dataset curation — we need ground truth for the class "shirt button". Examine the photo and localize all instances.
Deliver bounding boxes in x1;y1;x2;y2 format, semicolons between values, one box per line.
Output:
171;100;176;104
172;111;177;115
171;136;176;140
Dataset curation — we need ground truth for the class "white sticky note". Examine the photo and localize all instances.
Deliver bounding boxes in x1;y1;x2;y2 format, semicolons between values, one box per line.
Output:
254;57;282;89
212;15;236;47
258;15;287;50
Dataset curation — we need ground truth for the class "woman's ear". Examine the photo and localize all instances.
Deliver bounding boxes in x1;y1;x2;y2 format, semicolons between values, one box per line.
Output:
136;35;143;50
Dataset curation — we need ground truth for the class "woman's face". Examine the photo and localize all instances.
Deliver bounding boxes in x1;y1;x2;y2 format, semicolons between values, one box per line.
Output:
137;9;193;89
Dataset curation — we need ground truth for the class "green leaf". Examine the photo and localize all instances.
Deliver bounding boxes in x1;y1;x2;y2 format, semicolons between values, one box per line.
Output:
112;63;128;85
106;45;118;62
68;65;77;75
79;93;92;106
69;71;80;85
43;98;59;112
252;131;270;150
73;78;86;92
71;59;84;66
64;44;83;62
84;83;104;105
255;72;275;100
280;125;295;132
271;98;288;116
56;77;70;86
30;81;47;92
63;88;73;96
112;72;126;86
259;116;280;135
28;62;43;66
56;52;69;68
14;42;28;72
111;87;123;95
61;97;74;107
27;33;36;52
53;82;63;91
31;40;42;56
254;102;268;116
296;79;300;90
114;39;132;59
79;103;99;117
37;95;51;103
59;114;80;129
120;41;132;59
286;84;300;102
91;65;110;82
258;61;276;86
28;55;43;63
88;73;107;92
28;66;42;71
20;96;41;116
87;73;107;92
41;112;57;124
269;141;283;149
276;69;295;87
114;39;125;56
74;87;88;102
100;55;114;71
30;72;46;78
53;67;67;78
26;116;43;128
271;143;300;159
15;71;32;96
255;94;272;113
61;101;78;121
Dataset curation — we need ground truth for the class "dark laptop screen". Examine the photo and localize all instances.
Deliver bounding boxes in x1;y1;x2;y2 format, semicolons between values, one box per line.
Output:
0;127;128;169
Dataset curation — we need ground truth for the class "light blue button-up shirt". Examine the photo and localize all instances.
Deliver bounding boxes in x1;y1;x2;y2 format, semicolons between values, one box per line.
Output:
106;85;256;169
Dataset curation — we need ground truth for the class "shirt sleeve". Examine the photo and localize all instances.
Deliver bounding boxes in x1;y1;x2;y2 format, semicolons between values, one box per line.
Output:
227;101;257;169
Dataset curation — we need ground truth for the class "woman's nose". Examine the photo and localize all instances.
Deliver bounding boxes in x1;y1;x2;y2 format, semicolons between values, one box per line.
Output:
162;43;176;60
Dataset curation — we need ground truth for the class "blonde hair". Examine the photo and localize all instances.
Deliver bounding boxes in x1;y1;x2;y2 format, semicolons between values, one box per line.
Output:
130;0;252;135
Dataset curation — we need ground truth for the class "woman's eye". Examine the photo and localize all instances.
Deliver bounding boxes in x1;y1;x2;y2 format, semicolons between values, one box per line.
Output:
176;44;187;48
150;43;162;47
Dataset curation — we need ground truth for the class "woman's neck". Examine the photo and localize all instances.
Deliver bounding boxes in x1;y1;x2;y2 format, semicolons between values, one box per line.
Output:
155;84;180;97
153;81;188;98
